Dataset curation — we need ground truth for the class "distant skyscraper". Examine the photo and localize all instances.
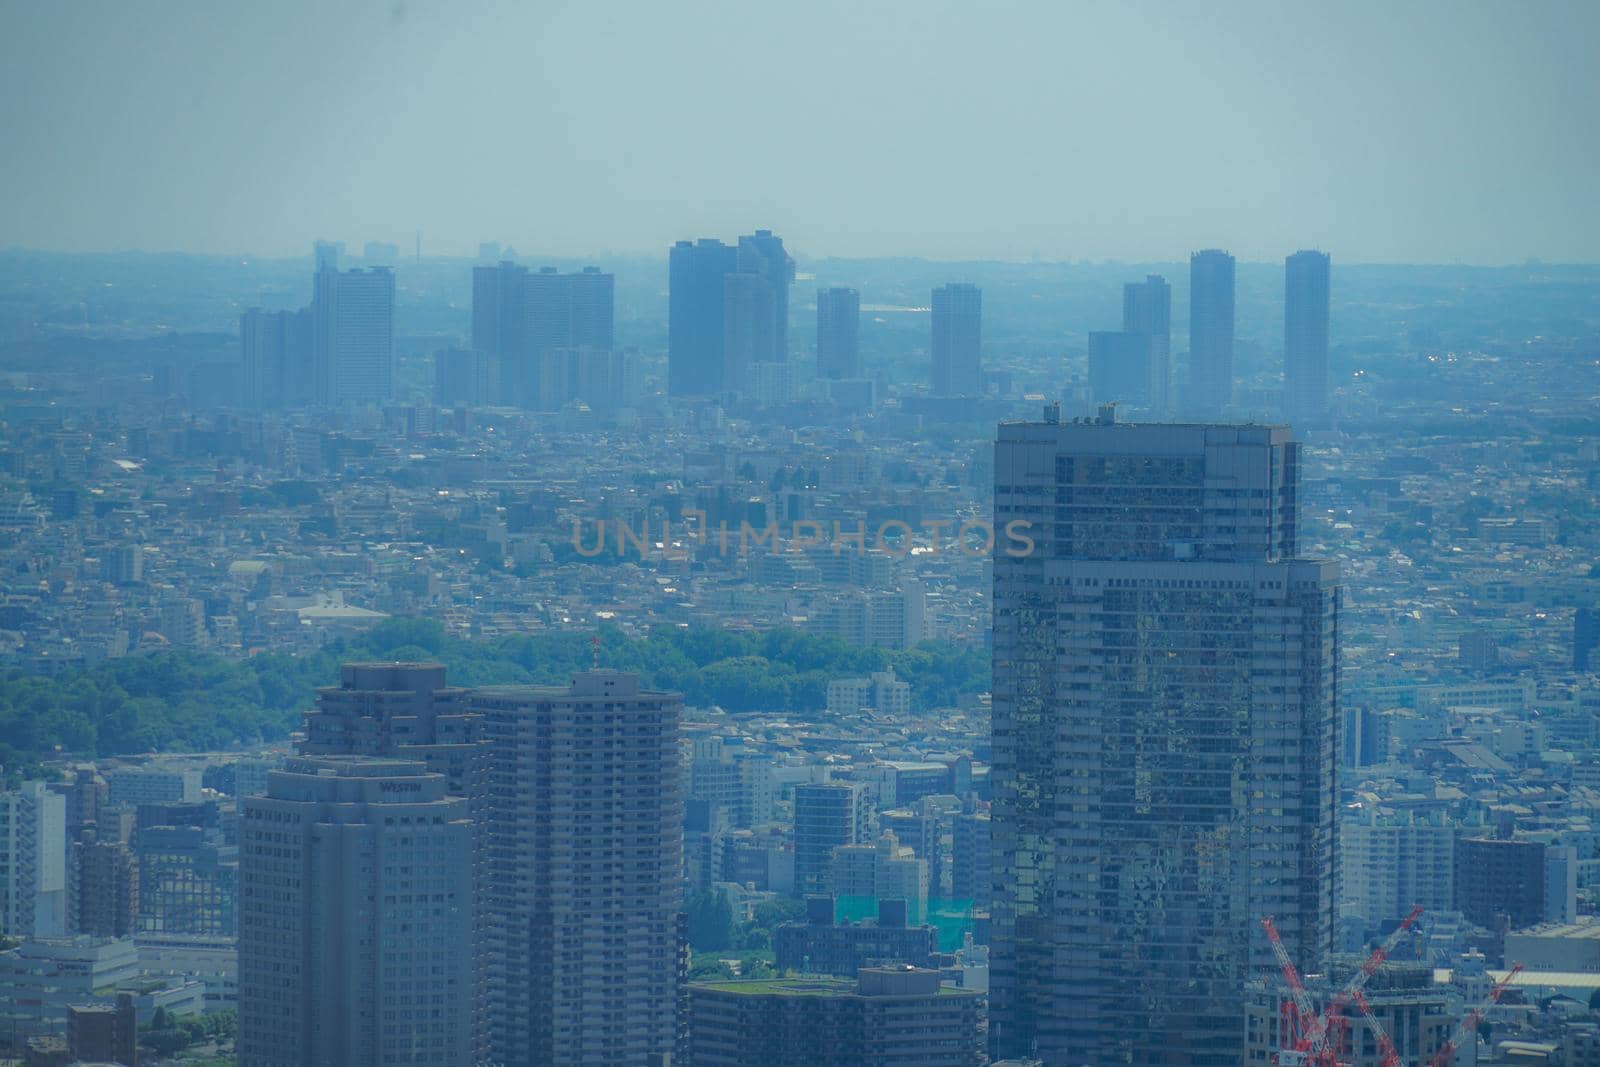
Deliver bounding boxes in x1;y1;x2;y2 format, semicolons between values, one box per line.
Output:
240;307;313;410
669;238;740;396
668;232;788;396
991;415;1337;1065
736;230;794;361
931;283;982;396
312;263;395;406
1284;250;1332;422
816;287;861;380
471;264;614;408
1188;249;1236;414
1086;330;1151;406
238;756;475;1067
1123;274;1172;412
473;672;683;1066
722;271;777;394
472;260;528;403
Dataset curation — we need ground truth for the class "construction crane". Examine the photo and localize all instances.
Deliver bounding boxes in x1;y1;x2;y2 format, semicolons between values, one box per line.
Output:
1349;989;1402;1067
1261;905;1426;1066
1426;963;1524;1067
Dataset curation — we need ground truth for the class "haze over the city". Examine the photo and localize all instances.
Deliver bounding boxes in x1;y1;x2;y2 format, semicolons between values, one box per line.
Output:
3;0;1598;264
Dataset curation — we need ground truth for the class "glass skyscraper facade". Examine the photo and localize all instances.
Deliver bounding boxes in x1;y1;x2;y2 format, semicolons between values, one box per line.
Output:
990;415;1338;1065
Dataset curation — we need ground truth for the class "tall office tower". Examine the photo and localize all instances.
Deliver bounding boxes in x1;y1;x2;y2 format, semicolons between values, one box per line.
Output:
990;414;1338;1066
1188;249;1236;414
312;262;396;406
134;814;238;936
736;229;794;360
300;662;481;797
1284;250;1331;422
72;828;138;937
1124;274;1173;412
238;756;475;1067
473;671;683;1066
669;238;740;395
794;782;864;897
816;287;861;380
931;283;982;396
240;307;314;410
472;260;529;403
0;782;68;938
721;271;777;394
1086;330;1152;406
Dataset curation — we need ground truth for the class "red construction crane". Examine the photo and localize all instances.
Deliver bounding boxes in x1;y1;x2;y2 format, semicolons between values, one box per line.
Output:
1261;906;1426;1067
1427;963;1524;1067
1349;989;1402;1067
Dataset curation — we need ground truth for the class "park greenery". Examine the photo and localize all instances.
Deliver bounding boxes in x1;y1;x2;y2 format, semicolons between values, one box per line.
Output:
0;619;988;784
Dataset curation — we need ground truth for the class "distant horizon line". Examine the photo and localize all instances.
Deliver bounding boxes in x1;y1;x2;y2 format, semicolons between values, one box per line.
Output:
3;244;1596;271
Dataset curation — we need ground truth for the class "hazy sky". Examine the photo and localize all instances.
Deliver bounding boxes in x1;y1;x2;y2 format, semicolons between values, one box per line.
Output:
3;0;1597;263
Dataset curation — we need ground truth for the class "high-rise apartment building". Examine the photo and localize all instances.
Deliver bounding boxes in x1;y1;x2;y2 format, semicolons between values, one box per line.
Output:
816;287;861;380
1284;250;1331;422
240;307;313;410
794;782;864;897
931;283;982;396
238;756;475;1067
471;262;615;408
471;671;683;1066
669;238;740;396
472;260;529;402
1188;249;1236;415
312;264;395;405
1123;274;1172;412
990;413;1338;1065
0;782;68;939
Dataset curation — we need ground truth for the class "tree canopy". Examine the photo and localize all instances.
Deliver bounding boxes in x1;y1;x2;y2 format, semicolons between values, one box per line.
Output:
0;619;988;784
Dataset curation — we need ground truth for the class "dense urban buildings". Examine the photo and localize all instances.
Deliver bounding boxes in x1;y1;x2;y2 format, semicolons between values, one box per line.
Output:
237;756;475;1067
3;240;1600;1065
1187;248;1236;414
1284;249;1332;421
930;282;982;396
990;413;1338;1065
